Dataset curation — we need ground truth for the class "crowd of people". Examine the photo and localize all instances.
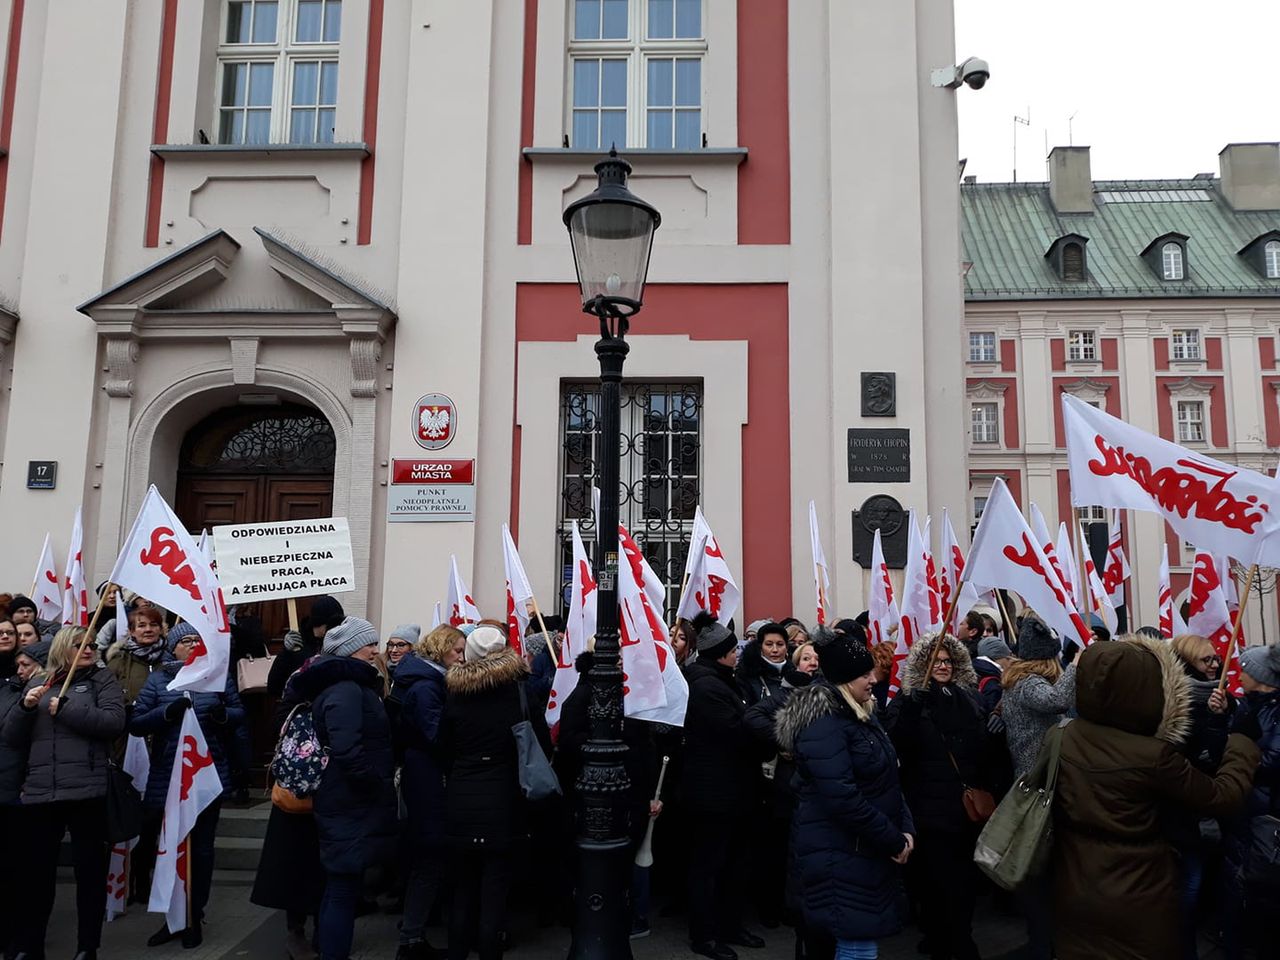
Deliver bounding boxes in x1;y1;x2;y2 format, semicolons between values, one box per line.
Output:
0;581;1276;960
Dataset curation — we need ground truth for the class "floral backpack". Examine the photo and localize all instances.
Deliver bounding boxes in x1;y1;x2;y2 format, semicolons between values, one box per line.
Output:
270;701;329;812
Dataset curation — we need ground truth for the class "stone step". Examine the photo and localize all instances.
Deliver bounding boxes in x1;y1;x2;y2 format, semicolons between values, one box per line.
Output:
217;802;272;840
213;835;264;873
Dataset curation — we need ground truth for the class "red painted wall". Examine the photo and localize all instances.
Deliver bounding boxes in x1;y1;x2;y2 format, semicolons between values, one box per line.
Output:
144;0;177;247
736;0;790;244
1263;376;1280;445
1101;337;1118;370
1154;337;1169;371
1260;336;1276;370
356;0;384;245
1206;337;1223;370
1155;377;1226;446
1056;469;1072;529
999;339;1016;372
1050;339;1065;371
966;377;1019;448
516;0;538;245
0;0;23;243
1052;377;1121;446
514;283;792;620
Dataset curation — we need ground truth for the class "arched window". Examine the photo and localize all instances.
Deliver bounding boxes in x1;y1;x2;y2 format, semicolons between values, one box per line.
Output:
1162;242;1184;280
179;404;336;475
1266;240;1280;279
1062;242;1085;281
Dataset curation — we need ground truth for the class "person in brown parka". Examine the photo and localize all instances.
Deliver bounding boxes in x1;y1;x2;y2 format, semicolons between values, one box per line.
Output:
1051;634;1260;960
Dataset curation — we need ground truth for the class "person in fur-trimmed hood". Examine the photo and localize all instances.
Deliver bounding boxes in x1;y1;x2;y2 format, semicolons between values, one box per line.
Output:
884;633;989;960
440;626;550;960
775;628;913;959
1051;634;1259;960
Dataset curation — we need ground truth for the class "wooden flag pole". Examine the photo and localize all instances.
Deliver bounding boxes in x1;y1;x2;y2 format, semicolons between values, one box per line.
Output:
1218;564;1258;692
528;594;555;661
286;598;300;634
995;590;1017;647
56;584;114;700
184;834;193;932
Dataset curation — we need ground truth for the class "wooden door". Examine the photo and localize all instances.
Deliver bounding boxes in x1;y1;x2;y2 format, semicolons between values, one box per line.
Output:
259;478;334;640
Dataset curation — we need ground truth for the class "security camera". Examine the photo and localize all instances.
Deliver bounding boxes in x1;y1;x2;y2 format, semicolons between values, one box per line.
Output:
959;57;990;90
930;56;991;90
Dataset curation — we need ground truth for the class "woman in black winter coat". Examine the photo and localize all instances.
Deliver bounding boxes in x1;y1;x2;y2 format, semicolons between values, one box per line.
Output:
266;595;344;698
393;624;465;960
4;626;126;960
128;624;245;948
0;617;23;955
777;631;915;960
441;626;550;960
884;633;990;960
735;622;792;707
683;622;764;959
289;617;398;960
744;639;825;955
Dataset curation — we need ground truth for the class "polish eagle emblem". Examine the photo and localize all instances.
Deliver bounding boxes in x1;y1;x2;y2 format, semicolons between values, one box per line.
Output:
419;406;450;440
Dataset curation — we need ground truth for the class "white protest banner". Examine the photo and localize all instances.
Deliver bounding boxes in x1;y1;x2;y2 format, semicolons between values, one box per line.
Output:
212;518;355;601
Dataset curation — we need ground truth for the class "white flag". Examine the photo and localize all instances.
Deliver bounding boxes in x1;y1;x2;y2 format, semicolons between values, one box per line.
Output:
1078;520;1118;633
32;533;62;622
197;529;216;568
809;501;830;626
547;523;596;731
501;524;535;655
618;525;673;717
967;479;1091;647
1055;523;1078;604
1186;550;1240;689
867;529;908;700
940;510;981;631
109;487;230;693
1102;511;1131;607
431;602;443;630
115;593;130;649
1029;504;1074;605
900;512;941;647
149;709;222;933
106;735;151;922
62;508;89;627
1158;545;1189;640
446;556;481;628
1063;393;1280;565
675;510;740;627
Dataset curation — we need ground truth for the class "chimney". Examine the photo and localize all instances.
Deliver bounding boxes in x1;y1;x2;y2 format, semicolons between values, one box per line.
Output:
1219;143;1280;210
1048;146;1093;214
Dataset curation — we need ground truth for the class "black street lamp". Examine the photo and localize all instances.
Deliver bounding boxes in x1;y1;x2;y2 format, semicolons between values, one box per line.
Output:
562;148;661;960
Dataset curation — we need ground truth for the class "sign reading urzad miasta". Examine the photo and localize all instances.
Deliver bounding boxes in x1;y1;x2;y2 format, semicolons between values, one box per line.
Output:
387;458;476;522
212;518;356;600
847;429;910;483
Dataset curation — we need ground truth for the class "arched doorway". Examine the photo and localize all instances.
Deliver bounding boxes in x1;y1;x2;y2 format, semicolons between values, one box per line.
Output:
175;402;337;641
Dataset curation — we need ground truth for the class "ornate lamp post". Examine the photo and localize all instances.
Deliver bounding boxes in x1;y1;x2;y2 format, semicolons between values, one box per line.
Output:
562;148;661;960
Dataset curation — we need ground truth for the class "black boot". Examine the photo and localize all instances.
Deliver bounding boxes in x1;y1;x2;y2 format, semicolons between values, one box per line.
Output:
181;924;202;950
146;925;176;948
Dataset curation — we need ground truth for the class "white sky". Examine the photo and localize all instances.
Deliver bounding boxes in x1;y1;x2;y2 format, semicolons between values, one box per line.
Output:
954;0;1280;184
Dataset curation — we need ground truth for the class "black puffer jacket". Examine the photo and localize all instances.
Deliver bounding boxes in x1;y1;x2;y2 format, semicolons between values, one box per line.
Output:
2;664;126;803
735;640;789;707
744;667;817;818
883;636;989;834
777;682;913;941
683;656;754;815
290;655;398;874
1182;668;1234;773
441;648;549;849
0;675;27;803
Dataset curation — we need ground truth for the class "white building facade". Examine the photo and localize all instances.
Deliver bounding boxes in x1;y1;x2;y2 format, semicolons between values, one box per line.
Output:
0;0;969;636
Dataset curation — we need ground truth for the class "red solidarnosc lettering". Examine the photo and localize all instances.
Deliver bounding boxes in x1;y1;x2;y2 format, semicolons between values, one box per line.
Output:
704;539;724;560
696;574;730;618
505;588;521;649
179;733;214;801
951;545;966;577
878;564;894;603
1003;533;1088;642
139;527;201;602
578;560;597;599
1187;553;1221;617
44;569;58;586
1087;435;1269;533
184;634;208;667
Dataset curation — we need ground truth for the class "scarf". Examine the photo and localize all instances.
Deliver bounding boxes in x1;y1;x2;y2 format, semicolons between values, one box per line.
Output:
122;637;168;665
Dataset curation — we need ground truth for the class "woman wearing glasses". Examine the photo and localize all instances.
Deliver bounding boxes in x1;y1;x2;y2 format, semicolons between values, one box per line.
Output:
885;632;990;960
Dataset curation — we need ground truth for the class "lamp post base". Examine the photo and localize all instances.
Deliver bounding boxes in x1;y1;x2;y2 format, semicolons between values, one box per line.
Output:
567;838;634;960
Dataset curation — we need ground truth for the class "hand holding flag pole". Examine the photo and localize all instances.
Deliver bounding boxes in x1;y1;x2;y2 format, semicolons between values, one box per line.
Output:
921;560;973;685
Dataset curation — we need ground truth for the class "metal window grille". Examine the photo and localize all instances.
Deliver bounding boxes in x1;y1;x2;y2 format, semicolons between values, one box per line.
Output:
558;381;702;620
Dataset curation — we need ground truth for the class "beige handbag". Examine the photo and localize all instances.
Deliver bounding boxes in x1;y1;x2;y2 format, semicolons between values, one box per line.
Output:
236;654;275;694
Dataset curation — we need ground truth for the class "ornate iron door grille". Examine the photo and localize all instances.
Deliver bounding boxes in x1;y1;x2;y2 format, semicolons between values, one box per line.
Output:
179;404;337;475
558;380;702;620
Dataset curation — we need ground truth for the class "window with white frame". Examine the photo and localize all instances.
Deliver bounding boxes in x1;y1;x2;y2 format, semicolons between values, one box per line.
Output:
1176;400;1205;442
970;402;999;444
569;0;705;150
1162;242;1185;280
1067;329;1096;361
217;0;342;145
1267;240;1280;279
1076;505;1106;523
968;331;996;363
1171;328;1201;361
973;495;988;524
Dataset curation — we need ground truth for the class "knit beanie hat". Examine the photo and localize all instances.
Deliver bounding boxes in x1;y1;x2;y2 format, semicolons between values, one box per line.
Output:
465;625;507;663
1240;644;1280;688
389;624;421;646
166;621;201;653
696;622;737;660
323;617;379;658
977;636;1014;661
310;595;346;630
8;596;36;618
1017;616;1060;661
745;619;769;639
20;639;50;668
814;627;874;685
